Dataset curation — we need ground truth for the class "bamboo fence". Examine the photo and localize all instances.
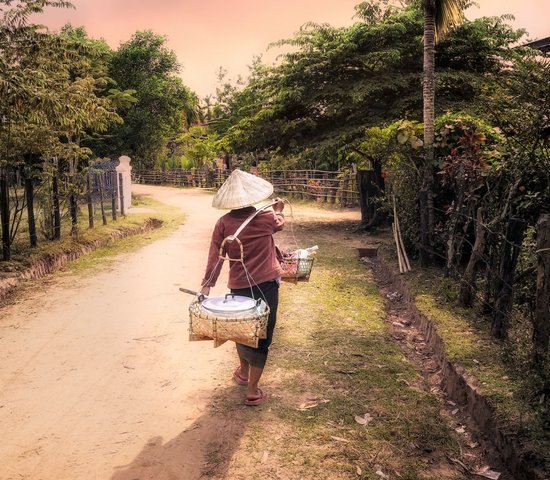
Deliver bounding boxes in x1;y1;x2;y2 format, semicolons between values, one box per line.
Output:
132;168;360;207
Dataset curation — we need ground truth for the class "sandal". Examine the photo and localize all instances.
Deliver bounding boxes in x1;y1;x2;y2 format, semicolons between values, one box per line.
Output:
244;388;267;406
233;366;248;386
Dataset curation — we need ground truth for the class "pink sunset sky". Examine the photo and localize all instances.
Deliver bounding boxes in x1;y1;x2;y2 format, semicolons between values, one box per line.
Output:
38;0;550;98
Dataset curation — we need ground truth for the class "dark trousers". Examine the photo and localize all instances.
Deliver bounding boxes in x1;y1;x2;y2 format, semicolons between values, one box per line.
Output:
231;279;279;368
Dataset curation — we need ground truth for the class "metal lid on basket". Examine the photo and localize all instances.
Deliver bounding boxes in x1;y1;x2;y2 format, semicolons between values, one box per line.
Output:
201;294;258;314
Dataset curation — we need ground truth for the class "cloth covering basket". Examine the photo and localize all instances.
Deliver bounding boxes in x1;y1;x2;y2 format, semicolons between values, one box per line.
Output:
280;257;315;283
189;299;269;348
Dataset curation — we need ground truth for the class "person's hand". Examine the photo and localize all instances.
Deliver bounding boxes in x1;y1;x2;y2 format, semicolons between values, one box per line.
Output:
200;286;211;297
273;198;285;214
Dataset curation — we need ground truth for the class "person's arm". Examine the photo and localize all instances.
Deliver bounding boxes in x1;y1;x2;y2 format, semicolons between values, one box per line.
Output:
200;219;225;291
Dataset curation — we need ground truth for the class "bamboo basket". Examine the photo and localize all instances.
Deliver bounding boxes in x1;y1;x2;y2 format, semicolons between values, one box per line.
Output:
280;257;315;283
188;299;269;348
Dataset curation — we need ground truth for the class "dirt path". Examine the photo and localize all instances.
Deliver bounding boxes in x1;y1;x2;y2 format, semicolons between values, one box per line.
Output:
0;186;360;480
0;186;237;480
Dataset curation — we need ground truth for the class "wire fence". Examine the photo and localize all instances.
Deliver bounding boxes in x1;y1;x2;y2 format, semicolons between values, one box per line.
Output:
0;164;123;259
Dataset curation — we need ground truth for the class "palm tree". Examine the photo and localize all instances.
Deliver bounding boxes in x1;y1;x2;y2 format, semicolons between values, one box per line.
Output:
420;0;465;265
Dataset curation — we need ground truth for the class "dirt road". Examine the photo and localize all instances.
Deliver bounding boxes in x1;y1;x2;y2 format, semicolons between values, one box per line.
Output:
0;185;244;480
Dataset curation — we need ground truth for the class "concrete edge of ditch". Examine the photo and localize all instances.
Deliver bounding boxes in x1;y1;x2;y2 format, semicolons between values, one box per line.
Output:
370;255;547;480
0;218;164;305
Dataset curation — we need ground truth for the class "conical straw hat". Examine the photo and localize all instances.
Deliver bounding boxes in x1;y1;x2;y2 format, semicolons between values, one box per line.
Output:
212;169;274;209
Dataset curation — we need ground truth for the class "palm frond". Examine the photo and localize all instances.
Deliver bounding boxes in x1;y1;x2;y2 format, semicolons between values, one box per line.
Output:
434;0;467;42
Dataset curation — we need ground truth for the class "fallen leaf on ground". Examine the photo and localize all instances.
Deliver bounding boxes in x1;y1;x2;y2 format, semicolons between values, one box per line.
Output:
298;402;318;410
354;413;373;426
455;425;466;434
356;466;362;475
330;436;350;443
474;466;501;479
261;451;269;464
375;468;389;479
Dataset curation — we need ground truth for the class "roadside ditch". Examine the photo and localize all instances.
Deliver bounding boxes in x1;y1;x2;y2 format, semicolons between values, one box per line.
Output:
363;252;547;480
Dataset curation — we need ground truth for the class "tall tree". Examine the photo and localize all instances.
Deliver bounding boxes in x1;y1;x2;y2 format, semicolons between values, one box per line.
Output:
105;31;198;170
420;0;465;265
0;0;74;259
217;4;524;172
1;3;123;256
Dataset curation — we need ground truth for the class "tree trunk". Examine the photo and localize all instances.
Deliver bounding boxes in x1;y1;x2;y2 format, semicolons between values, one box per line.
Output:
98;174;107;226
70;192;78;235
356;167;385;228
459;207;485;307
0;168;10;260
481;242;496;315
24;177;37;247
52;174;61;240
419;187;431;265
445;164;465;276
420;0;436;267
532;214;550;367
491;217;527;339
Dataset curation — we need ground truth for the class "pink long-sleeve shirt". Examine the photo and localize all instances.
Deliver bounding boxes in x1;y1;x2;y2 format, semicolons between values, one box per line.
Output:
201;207;285;289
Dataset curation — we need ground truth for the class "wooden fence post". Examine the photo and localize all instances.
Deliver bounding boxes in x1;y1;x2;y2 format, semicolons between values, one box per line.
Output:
339;172;348;207
1;168;11;260
532;214;550;366
118;172;125;217
52;174;61;240
87;171;94;229
111;171;117;221
24;176;37;247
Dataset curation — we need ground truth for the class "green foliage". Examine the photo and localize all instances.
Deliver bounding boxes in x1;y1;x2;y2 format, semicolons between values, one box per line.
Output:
210;2;528;170
480;58;550;221
103;31;198;170
0;0;125;256
0;11;122;168
172;126;219;169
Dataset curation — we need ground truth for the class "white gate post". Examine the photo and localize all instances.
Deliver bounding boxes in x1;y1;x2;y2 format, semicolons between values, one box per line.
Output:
116;156;133;212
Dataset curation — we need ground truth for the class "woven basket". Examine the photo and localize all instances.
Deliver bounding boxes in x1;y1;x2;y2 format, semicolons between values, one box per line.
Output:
189;300;269;348
280;257;315;283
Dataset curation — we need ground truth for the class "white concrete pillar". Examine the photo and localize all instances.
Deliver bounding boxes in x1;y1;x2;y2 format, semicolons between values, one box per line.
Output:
115;155;133;212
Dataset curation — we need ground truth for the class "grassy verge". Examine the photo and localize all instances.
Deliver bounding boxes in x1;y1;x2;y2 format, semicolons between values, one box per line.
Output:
380;244;549;463
221;222;467;480
1;194;185;276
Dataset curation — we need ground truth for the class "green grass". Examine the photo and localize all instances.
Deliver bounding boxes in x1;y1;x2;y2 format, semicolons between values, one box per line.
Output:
222;222;467;480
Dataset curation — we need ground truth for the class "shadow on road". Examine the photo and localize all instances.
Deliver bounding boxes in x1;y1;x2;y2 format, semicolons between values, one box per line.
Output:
109;384;254;480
